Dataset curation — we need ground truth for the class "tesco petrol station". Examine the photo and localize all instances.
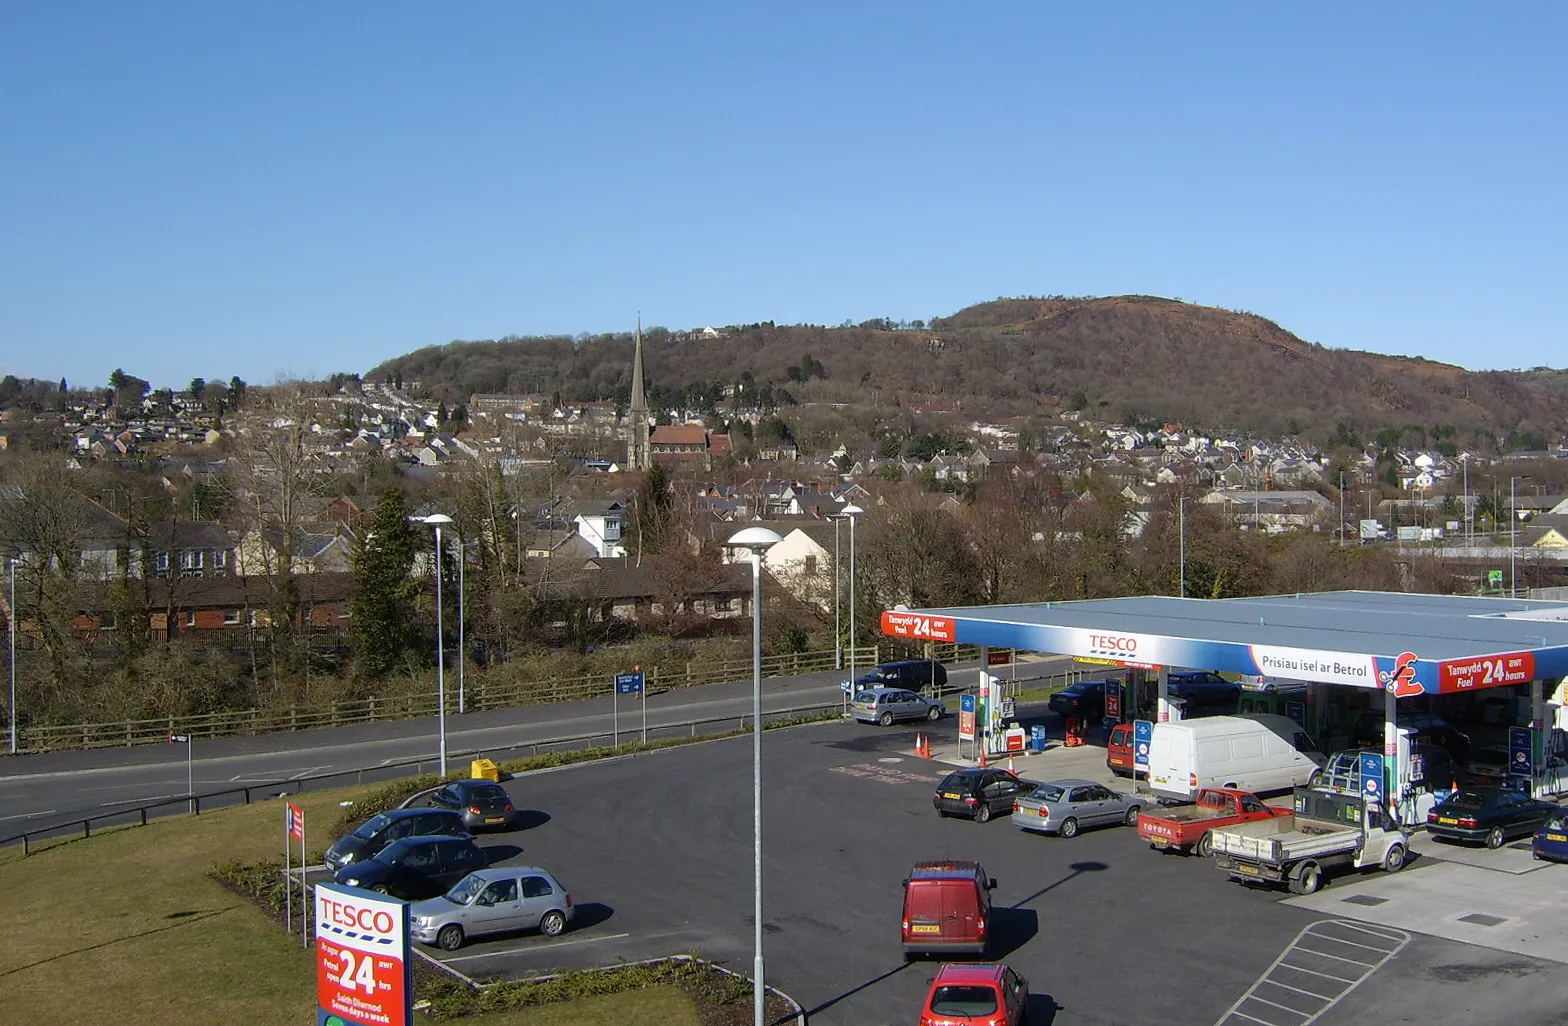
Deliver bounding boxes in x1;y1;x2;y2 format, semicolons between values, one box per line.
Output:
882;590;1568;823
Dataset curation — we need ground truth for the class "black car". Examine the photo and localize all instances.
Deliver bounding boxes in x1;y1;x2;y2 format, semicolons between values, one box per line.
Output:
335;835;489;899
1047;681;1105;722
323;807;470;873
933;768;1026;823
851;660;948;693
1351;711;1471;762
1426;786;1558;849
428;779;517;832
1166;671;1241;711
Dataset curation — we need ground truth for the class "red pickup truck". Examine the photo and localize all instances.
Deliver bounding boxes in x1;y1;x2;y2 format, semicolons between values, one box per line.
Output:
1136;787;1291;857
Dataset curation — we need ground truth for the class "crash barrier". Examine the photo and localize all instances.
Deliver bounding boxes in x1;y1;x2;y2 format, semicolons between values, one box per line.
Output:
0;699;846;855
6;642;965;754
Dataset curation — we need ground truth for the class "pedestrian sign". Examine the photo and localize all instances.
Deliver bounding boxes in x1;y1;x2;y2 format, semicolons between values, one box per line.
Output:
959;694;977;741
1133;720;1153;770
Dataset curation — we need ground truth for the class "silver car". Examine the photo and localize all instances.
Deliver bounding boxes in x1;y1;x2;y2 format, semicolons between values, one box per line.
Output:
410;866;574;950
851;687;946;726
1010;778;1147;838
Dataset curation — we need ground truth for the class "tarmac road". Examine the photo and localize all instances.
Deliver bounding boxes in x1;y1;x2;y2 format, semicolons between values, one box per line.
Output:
0;657;1069;840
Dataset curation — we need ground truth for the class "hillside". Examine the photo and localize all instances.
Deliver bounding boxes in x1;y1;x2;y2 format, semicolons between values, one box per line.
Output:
366;296;1568;448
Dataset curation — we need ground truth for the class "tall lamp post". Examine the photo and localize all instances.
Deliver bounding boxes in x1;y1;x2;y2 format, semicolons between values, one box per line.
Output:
840;504;863;692
833;517;842;672
415;513;454;776
1510;477;1519;598
726;526;782;1026
8;557;16;756
456;535;466;715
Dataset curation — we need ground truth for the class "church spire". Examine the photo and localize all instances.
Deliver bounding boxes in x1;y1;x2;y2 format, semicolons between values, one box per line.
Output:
627;316;651;471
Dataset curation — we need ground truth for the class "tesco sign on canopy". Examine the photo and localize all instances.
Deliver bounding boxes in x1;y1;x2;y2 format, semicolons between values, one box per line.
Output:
315;882;411;1026
1078;629;1159;664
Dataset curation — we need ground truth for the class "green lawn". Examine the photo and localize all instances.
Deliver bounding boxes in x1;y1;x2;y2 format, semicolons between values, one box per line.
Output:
0;786;698;1026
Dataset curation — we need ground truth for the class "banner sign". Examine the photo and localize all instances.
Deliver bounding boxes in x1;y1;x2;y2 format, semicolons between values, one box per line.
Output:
316;883;412;1026
958;694;976;741
1133;720;1152;771
880;610;955;642
1359;752;1384;805
1104;682;1122;721
288;803;304;842
986;649;1013;666
1438;651;1536;693
1510;726;1534;782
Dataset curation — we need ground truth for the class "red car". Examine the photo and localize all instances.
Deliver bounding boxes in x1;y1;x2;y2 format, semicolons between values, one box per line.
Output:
918;963;1029;1026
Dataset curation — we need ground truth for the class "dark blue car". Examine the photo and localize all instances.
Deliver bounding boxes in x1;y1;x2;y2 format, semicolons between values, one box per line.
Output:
1533;809;1568;863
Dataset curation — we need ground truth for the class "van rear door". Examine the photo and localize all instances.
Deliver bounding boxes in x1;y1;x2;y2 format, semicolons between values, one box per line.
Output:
1148;725;1192;800
944;879;982;947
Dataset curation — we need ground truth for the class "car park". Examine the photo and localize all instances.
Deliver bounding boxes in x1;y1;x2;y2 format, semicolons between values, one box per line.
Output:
1010;778;1146;838
410;866;574;950
323;808;470;873
901;860;996;958
1047;680;1105;721
933;768;1026;822
851;687;946;726
427;779;517;832
845;659;948;693
1532;809;1568;862
917;962;1029;1026
335;835;489;899
1425;786;1559;848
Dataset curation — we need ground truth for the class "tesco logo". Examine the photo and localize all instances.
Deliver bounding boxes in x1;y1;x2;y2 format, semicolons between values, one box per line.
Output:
322;898;396;936
1089;633;1138;653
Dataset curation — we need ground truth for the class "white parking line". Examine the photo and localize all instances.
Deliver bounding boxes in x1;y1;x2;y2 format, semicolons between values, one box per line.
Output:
1212;920;1408;1026
439;931;632;964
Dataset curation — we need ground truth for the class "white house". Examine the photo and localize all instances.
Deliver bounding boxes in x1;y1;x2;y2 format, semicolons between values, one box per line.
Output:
762;524;838;611
572;500;627;558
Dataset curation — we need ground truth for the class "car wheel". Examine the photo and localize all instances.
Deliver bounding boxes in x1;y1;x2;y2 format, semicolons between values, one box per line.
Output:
1308;771;1323;788
1486;826;1506;850
540;911;568;937
1195;832;1215;859
879;711;894;727
1383;844;1407;873
928;706;942;721
1124;806;1141;827
1290;861;1323;895
976;803;992;824
1059;817;1079;839
370;884;390;895
437;924;465;951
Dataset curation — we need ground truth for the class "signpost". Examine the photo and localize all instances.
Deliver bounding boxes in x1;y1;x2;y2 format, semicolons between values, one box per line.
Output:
286;803;305;938
1133;720;1153;773
1358;751;1384;804
169;733;192;813
1510;725;1534;791
615;670;646;746
315;882;412;1026
958;693;976;748
1104;681;1122;722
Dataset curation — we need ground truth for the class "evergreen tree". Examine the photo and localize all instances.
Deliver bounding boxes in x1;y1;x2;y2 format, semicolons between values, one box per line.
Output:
627;462;673;557
58;377;67;395
349;488;422;679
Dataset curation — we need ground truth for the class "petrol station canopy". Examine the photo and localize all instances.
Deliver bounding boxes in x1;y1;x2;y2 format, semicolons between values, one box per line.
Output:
881;591;1568;697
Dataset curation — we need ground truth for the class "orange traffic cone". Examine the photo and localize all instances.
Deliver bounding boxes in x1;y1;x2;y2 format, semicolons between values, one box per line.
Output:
921;734;932;759
978;744;988;768
1008;755;1015;773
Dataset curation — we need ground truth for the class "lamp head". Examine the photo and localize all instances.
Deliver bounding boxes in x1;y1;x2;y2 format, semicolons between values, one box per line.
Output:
840;503;864;517
416;513;455;526
726;526;783;551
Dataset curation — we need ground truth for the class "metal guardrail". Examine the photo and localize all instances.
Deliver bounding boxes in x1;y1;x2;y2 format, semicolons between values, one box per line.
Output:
0;699;849;855
5;644;897;754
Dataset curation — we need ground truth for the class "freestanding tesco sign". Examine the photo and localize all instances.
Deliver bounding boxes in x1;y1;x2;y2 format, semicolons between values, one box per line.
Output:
315;882;412;1026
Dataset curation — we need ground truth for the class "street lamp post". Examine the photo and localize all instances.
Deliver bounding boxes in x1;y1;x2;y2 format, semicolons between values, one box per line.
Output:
457;536;465;715
841;504;863;692
725;526;782;1026
8;557;16;756
1511;477;1519;598
833;517;842;672
415;513;455;776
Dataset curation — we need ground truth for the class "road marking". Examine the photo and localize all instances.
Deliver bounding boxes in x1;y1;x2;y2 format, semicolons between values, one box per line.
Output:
1212;920;1408;1026
439;931;632;963
0;808;57;823
289;766;327;780
830;763;943;786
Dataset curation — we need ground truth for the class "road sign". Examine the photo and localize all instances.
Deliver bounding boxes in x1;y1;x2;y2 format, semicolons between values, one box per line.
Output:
1133;720;1153;770
316;883;412;1026
958;694;977;741
168;734;189;743
1510;725;1534;782
288;803;304;842
615;671;645;695
1358;752;1384;803
986;649;1013;667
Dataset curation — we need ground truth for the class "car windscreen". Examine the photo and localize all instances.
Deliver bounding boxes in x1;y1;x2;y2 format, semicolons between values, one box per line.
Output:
1026;784;1065;803
938;773;973;792
1444;792;1488;810
853;691;878;703
353;813;393;840
444;874;486;905
465;784;508;801
929;985;999;1016
1061;683;1090;695
1470;748;1509;765
1544;812;1568;832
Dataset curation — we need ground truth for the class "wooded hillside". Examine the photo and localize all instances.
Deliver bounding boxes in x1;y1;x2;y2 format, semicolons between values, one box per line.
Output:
367;296;1568;448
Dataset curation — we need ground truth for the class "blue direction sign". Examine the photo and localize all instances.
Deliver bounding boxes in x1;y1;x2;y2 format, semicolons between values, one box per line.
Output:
1509;725;1534;783
616;671;645;696
1133;719;1153;770
1359;752;1384;804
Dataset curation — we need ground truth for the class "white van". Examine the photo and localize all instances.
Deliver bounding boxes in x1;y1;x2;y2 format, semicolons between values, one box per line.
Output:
1147;714;1325;802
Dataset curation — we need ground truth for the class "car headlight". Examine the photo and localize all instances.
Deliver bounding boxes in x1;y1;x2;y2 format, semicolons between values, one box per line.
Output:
343;878;362;887
415;916;433;927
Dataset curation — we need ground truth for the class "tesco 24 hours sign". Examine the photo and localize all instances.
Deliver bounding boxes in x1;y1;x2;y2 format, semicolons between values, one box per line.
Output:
315;882;412;1026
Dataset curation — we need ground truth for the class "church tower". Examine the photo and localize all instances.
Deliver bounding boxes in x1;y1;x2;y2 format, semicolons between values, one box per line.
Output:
626;319;652;471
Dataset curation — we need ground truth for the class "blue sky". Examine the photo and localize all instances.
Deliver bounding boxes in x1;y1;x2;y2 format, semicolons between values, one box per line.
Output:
2;3;1564;390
